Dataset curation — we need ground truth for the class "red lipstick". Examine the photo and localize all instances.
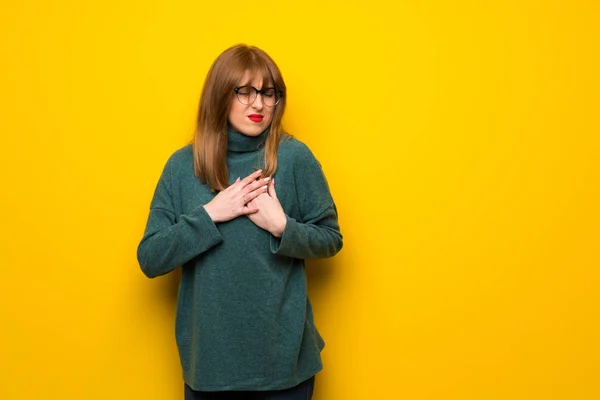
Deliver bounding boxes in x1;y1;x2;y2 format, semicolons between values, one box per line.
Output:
248;114;264;122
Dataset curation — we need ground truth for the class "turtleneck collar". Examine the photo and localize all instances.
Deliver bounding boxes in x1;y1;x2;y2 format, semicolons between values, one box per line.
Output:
227;128;269;153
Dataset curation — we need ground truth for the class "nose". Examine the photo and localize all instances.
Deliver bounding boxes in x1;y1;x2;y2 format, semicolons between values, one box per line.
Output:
251;93;264;110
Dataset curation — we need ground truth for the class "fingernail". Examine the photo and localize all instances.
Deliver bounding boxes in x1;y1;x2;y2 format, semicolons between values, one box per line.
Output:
261;185;268;190
273;178;275;185
264;177;271;182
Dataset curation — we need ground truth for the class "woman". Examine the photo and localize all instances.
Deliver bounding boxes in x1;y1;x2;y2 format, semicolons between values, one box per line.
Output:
137;44;343;399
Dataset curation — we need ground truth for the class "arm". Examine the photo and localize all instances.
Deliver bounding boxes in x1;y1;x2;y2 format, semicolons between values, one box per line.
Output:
136;158;223;278
270;146;343;259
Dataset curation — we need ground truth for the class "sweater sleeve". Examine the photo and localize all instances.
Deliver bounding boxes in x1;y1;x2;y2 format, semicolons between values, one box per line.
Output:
137;157;223;278
270;145;343;259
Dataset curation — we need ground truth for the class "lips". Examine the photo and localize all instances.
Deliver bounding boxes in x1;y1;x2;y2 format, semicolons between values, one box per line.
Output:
248;114;264;123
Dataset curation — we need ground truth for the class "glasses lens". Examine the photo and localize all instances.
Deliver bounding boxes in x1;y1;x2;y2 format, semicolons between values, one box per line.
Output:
236;86;281;106
261;88;278;106
236;86;255;105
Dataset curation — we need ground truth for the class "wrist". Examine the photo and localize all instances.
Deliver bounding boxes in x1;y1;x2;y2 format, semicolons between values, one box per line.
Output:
271;215;287;238
203;204;220;223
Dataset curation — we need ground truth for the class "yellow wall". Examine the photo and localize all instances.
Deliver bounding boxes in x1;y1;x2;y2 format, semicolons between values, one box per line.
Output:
1;1;599;399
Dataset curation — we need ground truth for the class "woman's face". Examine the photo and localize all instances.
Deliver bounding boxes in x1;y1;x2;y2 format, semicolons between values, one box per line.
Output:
228;70;275;137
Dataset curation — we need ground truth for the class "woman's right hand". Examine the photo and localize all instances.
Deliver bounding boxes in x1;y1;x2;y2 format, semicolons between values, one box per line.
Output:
203;169;270;223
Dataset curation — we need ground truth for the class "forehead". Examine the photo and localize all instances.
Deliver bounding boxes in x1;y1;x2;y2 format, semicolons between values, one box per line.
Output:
238;69;273;87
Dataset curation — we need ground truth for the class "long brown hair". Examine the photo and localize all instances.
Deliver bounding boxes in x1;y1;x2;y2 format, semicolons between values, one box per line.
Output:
193;44;288;191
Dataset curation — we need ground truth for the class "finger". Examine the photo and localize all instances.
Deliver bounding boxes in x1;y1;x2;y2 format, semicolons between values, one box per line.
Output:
225;178;240;190
228;177;241;189
267;177;277;199
240;169;263;188
244;184;268;203
243;176;271;195
242;202;260;215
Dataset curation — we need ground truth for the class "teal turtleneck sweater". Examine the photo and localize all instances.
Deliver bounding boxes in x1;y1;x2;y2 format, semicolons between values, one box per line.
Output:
137;130;343;391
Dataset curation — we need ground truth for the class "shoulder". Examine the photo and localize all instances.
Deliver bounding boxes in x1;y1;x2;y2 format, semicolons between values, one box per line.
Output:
166;144;194;166
278;135;321;167
162;144;194;174
155;144;194;183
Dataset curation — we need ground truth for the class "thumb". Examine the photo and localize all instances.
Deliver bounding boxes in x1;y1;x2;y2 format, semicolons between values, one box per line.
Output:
268;178;278;199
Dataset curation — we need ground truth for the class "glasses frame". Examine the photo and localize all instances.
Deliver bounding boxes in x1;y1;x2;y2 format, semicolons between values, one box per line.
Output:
233;85;284;107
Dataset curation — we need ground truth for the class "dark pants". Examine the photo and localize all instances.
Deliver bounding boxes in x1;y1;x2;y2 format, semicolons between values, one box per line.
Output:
184;376;315;400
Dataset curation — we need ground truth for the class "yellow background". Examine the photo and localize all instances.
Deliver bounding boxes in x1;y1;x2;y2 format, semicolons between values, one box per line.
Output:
1;0;599;399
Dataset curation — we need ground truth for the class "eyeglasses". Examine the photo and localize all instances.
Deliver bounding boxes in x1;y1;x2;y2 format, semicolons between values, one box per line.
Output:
233;85;283;107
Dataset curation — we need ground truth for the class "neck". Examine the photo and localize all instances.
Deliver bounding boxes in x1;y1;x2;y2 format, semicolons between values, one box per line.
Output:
227;128;268;153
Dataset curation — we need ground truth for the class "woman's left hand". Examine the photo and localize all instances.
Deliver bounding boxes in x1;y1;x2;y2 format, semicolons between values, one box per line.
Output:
247;178;287;237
